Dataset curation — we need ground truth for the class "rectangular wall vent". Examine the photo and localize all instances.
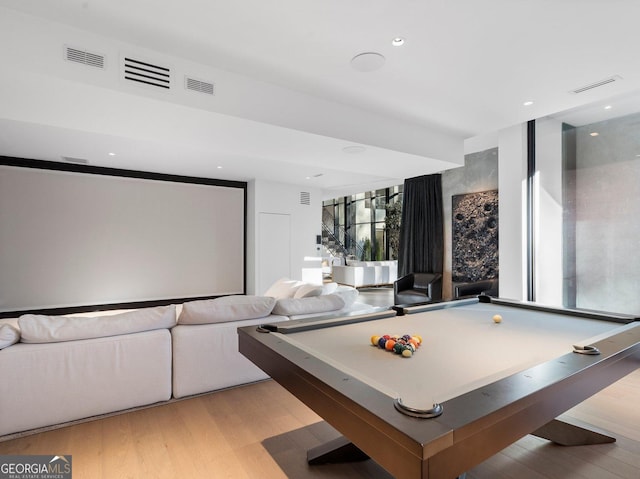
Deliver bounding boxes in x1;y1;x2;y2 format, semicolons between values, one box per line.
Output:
64;45;105;69
300;191;311;206
123;57;170;89
570;75;622;94
185;76;214;95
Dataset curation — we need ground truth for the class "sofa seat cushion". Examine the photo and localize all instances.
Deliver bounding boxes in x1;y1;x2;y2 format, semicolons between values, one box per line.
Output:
18;305;176;344
0;329;172;436
178;295;276;325
171;314;289;398
0;322;20;349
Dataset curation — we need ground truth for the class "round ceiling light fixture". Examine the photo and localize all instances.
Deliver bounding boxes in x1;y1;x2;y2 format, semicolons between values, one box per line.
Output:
350;52;386;72
392;37;405;46
342;145;367;154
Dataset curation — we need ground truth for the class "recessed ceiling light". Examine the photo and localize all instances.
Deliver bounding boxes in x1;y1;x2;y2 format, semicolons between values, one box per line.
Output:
342;145;367;154
350;52;385;72
108;152;116;156
217;166;222;169
590;132;599;137
392;37;405;46
523;101;534;106
604;105;612;110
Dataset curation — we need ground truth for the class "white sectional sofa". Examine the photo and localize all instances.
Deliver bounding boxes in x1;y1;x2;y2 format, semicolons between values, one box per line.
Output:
170;295;289;399
0;281;371;438
0;307;175;437
332;260;398;287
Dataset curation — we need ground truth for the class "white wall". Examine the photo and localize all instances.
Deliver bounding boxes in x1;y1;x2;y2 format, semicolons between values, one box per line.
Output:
246;179;322;295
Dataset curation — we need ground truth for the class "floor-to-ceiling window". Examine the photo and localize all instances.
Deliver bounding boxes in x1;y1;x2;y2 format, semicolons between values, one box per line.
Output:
535;91;640;315
323;185;403;261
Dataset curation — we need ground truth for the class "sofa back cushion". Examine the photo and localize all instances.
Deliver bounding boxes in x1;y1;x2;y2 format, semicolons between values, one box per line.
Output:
321;282;339;295
18;305;177;344
178;295;276;325
293;283;324;298
272;294;345;316
0;322;20;349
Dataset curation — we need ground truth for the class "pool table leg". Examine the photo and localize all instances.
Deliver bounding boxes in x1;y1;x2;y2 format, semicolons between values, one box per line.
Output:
307;436;370;464
307;435;469;478
531;418;615;446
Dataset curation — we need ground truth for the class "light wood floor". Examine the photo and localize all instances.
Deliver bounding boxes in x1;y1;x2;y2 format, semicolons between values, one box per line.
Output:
1;368;639;479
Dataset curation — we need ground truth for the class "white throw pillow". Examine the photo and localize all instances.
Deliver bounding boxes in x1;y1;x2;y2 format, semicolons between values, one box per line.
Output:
264;278;303;299
293;283;324;298
0;323;20;349
18;305;176;344
178;295;276;325
321;282;339;295
334;286;359;308
273;295;345;316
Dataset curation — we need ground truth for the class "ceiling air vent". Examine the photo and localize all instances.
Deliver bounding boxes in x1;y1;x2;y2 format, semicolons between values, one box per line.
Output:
185;76;214;95
64;45;105;69
123;57;170;89
61;156;89;164
300;191;311;206
570;75;622;94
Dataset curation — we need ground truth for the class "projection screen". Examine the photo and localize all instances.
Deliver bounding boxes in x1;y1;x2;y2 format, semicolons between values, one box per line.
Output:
0;158;246;316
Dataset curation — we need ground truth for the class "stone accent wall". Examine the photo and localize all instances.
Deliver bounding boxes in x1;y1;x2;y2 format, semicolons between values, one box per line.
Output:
572;112;640;315
441;147;498;299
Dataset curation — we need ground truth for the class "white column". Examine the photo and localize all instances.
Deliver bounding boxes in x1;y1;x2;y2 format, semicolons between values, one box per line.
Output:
535;118;564;306
497;124;528;301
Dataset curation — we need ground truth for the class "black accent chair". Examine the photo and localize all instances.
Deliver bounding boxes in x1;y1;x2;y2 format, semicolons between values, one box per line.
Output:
394;273;443;305
453;279;499;299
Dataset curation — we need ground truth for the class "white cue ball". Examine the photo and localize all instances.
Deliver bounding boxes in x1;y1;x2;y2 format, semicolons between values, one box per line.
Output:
493;314;502;323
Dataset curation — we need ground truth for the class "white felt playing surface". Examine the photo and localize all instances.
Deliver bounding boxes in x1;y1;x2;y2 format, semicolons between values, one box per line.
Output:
274;302;635;410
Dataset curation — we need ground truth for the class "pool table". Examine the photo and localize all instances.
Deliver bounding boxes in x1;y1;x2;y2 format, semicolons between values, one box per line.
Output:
238;296;640;479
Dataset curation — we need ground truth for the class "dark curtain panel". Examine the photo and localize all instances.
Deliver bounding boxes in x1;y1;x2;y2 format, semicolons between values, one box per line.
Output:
398;174;444;277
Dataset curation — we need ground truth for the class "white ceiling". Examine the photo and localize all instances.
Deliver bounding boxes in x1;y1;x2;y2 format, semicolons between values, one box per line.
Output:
1;0;640;197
